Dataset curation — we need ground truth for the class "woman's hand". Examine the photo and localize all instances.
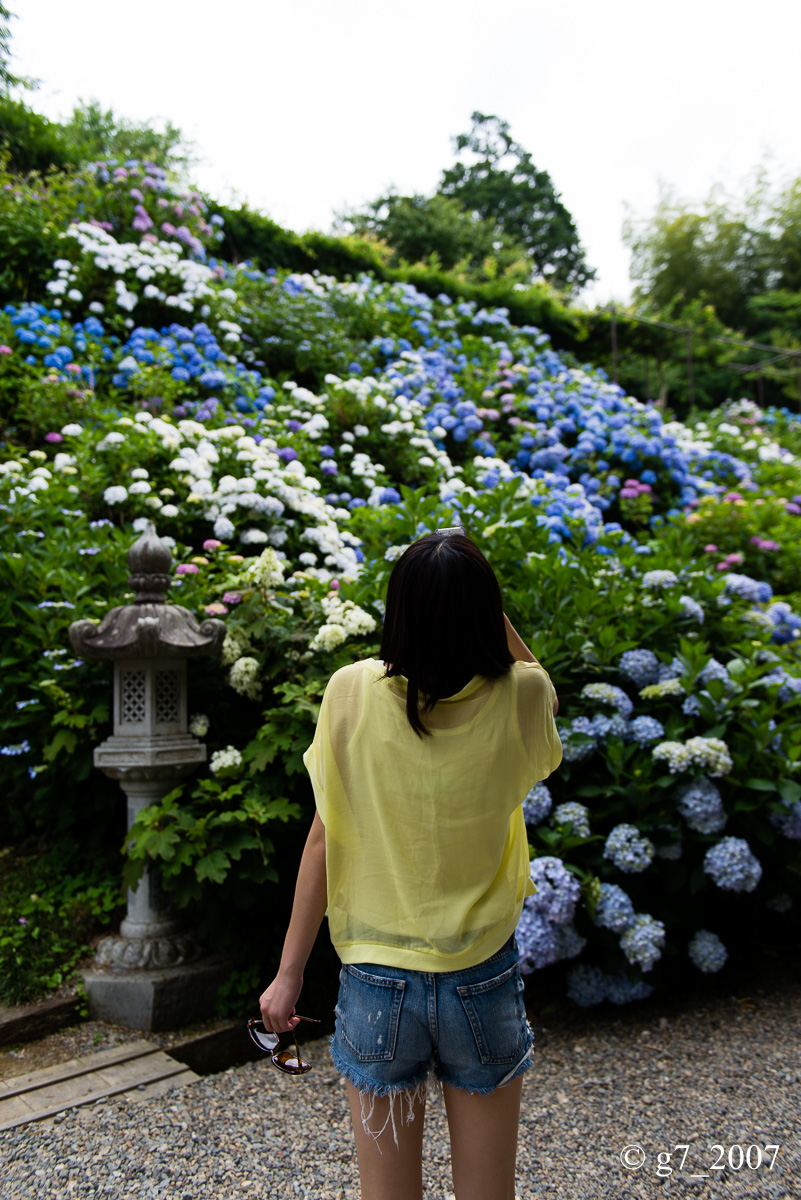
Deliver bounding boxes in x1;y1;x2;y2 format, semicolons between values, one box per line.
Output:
259;970;303;1034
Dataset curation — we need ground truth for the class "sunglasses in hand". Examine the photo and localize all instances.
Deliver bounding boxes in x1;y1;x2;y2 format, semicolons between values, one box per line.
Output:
247;1015;321;1075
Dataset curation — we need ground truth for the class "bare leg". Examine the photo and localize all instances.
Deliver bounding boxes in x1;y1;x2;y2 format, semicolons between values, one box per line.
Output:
345;1080;427;1200
443;1076;524;1200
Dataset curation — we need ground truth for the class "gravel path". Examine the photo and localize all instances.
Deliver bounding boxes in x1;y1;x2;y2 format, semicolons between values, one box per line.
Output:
2;964;800;1199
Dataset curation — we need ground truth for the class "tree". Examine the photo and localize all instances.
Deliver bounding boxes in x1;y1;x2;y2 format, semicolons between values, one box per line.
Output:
59;100;193;173
0;4;34;92
623;183;774;332
0;95;194;177
334;190;528;280
438;112;595;294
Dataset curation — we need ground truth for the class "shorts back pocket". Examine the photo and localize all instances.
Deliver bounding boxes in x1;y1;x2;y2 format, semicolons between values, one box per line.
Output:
457;962;527;1065
340;965;406;1062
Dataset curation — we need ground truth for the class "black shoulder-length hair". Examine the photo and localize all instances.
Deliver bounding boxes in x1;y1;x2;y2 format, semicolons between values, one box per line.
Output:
378;531;514;738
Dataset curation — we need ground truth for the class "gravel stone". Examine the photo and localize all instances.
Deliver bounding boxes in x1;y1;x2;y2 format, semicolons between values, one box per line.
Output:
1;969;799;1198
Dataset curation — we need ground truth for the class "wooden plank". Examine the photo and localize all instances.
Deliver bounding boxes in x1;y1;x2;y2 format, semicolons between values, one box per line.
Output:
0;1057;196;1131
0;996;82;1046
0;1040;158;1099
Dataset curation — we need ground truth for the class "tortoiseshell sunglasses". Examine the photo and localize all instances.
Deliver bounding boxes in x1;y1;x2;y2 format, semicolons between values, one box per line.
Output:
247;1016;321;1075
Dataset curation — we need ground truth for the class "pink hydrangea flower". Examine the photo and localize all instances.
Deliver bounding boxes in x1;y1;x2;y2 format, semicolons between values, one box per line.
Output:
724;552;744;565
704;544;718;553
724;492;742;503
0;345;12;355
329;579;340;589
203;539;223;552
45;432;63;443
222;591;243;605
204;602;228;616
176;563;199;575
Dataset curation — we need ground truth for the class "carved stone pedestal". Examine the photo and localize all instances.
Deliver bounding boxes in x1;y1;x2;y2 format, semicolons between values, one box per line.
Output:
82;958;229;1031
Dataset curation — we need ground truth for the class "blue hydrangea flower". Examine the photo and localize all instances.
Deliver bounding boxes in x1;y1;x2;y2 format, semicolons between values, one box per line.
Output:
565;964;608;1006
688;930;727;973
676;776;727;834
626;716;665;746
566;963;653;1007
560;716;597;762
618;649;660;688
515;910;586;975
589;712;629;741
528;856;582;923
620;913;666;971
697;658;734;690
604;970;655;1006
516;907;560;973
552;802;590;837
522;782;552;825
580;683;633;718
593;883;635;932
678;595;704;623
703;837;762;891
768;799;801;839
766;601;801;645
604;824;655;873
723;573;772;603
765;893;793;913
653;822;683;860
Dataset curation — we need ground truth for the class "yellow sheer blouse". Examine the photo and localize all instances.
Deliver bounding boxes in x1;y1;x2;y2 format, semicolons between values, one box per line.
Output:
303;658;562;972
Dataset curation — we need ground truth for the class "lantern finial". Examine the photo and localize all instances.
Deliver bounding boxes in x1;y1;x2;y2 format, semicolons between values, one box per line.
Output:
128;521;173;603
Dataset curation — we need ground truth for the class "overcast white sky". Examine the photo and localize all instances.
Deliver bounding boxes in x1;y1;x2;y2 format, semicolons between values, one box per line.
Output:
8;0;801;305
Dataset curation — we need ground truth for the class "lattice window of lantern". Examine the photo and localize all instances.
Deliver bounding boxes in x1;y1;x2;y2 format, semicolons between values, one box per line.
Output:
155;669;180;724
121;670;147;723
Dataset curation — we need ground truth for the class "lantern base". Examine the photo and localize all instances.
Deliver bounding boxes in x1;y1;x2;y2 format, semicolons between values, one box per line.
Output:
82;956;229;1032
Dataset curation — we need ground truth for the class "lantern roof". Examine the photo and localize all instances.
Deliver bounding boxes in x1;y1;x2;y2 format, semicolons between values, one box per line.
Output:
69;522;226;660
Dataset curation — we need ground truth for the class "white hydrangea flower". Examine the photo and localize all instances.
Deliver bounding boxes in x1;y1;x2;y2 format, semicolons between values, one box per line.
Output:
309;623;348;652
653;736;733;777
103;485;128;504
640;679;685;699
209;745;243;775
244;547;285;589
240;529;270;545
228;656;262;700
221;628;251;666
189;713;210;738
642;570;679;589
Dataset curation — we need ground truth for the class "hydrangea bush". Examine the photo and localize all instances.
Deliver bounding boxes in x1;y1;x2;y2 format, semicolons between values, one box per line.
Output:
2;158;800;1006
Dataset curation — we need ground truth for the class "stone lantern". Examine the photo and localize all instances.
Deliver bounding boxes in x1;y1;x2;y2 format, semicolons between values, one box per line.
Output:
69;521;228;1030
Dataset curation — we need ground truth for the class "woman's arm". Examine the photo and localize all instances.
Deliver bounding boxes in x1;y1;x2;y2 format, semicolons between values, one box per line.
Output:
259;810;327;1033
504;613;558;716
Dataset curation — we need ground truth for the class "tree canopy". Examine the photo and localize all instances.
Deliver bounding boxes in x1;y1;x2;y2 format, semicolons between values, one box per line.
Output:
336;112;593;294
335;190;529;281
624;172;801;337
439;112;594;293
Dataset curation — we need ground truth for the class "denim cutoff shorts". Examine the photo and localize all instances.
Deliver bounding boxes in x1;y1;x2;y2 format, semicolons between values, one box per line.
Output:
330;935;534;1098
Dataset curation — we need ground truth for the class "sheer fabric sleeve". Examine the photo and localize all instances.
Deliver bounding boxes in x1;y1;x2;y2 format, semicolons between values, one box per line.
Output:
302;678;332;826
515;662;562;783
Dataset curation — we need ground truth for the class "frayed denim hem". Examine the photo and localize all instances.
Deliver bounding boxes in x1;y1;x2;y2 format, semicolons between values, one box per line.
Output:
329;1035;435;1152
